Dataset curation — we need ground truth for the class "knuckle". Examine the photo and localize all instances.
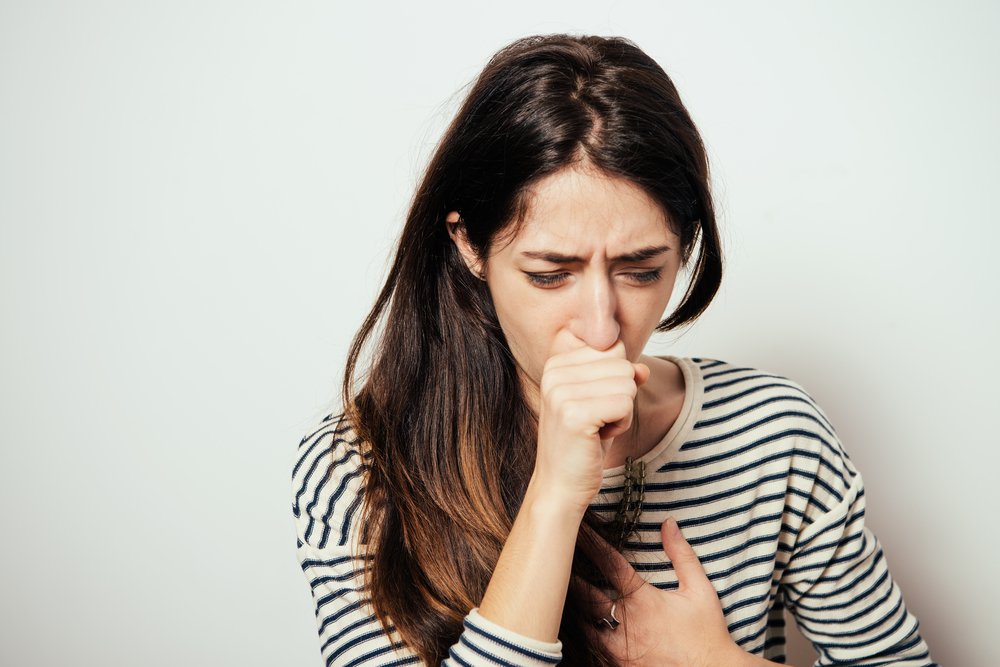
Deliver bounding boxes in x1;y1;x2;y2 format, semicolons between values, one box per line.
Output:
560;401;583;427
603;357;633;378
611;393;634;412
614;377;638;397
546;382;569;406
540;371;557;395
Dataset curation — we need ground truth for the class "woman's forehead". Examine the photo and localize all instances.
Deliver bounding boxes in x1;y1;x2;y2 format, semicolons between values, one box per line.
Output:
499;194;676;258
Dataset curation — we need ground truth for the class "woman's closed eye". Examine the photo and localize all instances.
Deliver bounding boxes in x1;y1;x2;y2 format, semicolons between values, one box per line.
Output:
627;268;663;285
523;268;664;288
524;271;570;287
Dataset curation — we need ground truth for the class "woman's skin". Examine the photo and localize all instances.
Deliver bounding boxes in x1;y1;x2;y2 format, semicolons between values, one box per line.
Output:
447;160;788;666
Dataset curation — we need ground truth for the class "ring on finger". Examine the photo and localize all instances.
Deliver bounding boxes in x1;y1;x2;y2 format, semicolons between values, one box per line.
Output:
596;600;620;630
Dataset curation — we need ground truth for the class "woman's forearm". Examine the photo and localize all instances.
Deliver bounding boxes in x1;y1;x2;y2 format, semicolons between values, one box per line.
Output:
476;473;586;642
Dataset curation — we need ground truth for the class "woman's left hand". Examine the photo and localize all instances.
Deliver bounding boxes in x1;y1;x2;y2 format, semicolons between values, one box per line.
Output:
583;517;756;667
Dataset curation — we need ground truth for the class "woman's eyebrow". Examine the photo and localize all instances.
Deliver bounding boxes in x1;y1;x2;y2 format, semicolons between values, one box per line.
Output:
520;245;671;263
613;245;672;262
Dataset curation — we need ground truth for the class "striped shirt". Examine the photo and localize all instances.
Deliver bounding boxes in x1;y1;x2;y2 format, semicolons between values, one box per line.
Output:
292;356;936;666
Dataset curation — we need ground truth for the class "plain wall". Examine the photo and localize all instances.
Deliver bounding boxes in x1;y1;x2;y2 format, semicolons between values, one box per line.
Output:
1;1;996;665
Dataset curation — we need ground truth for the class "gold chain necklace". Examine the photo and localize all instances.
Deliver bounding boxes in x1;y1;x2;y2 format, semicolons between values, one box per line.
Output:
612;455;646;551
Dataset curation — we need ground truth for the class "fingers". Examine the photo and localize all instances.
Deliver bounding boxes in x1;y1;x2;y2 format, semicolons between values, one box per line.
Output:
542;361;646;442
544;371;640;403
582;596;627;659
544;329;647;395
660;517;713;594
541;332;645;446
579;519;713;599
548;390;636;442
542;357;643;393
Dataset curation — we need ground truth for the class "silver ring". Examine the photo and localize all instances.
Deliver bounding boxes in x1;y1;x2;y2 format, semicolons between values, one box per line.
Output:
597;601;620;630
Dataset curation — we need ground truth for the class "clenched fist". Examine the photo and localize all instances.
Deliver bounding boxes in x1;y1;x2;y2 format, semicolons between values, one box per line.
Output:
530;328;650;515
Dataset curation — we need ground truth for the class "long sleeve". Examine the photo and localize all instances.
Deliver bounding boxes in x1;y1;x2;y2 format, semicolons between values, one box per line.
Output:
778;403;936;666
291;414;563;667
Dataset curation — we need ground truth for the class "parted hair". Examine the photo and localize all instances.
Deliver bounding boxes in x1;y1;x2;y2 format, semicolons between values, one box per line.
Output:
342;33;723;666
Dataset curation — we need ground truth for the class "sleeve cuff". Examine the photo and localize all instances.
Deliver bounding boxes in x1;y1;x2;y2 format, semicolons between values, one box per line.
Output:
461;607;563;664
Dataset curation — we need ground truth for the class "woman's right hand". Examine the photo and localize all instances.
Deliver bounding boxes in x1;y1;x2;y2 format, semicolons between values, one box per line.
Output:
530;328;650;514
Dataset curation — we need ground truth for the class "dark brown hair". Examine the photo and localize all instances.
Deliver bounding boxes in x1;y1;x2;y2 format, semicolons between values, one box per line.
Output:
342;33;722;665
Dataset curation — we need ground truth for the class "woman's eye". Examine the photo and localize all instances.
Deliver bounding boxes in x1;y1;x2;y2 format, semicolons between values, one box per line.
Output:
525;272;569;287
525;269;663;288
625;269;663;285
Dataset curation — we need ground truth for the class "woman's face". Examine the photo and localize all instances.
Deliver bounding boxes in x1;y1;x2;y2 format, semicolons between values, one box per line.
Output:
450;162;683;398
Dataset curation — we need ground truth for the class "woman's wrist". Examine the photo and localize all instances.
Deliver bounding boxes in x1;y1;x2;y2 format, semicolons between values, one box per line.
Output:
477;473;587;642
522;472;592;522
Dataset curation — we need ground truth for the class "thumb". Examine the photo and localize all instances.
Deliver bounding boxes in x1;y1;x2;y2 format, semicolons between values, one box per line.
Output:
633;361;651;387
661;517;711;593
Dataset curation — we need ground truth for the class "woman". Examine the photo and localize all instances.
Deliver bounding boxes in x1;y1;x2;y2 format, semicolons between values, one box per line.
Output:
292;34;936;666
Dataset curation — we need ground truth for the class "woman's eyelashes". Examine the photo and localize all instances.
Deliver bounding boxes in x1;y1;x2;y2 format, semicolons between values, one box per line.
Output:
524;272;569;287
524;268;663;288
629;268;664;285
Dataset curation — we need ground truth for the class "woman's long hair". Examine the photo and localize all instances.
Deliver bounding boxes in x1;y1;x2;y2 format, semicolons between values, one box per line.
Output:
342;34;723;666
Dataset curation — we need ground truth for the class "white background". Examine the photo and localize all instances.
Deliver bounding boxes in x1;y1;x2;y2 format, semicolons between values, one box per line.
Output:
1;1;996;665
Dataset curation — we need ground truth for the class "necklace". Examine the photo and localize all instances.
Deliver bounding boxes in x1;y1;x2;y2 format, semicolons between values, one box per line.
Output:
612;455;646;551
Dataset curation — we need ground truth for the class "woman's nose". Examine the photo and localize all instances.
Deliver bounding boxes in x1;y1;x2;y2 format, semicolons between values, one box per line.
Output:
569;275;620;351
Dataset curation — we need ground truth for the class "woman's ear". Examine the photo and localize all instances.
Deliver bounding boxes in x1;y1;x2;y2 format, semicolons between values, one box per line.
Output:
445;211;486;280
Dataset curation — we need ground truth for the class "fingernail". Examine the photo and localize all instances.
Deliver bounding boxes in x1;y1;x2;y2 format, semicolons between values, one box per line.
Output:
667;517;681;538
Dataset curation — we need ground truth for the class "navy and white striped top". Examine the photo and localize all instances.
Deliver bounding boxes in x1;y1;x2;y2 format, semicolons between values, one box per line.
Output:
291;356;936;666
